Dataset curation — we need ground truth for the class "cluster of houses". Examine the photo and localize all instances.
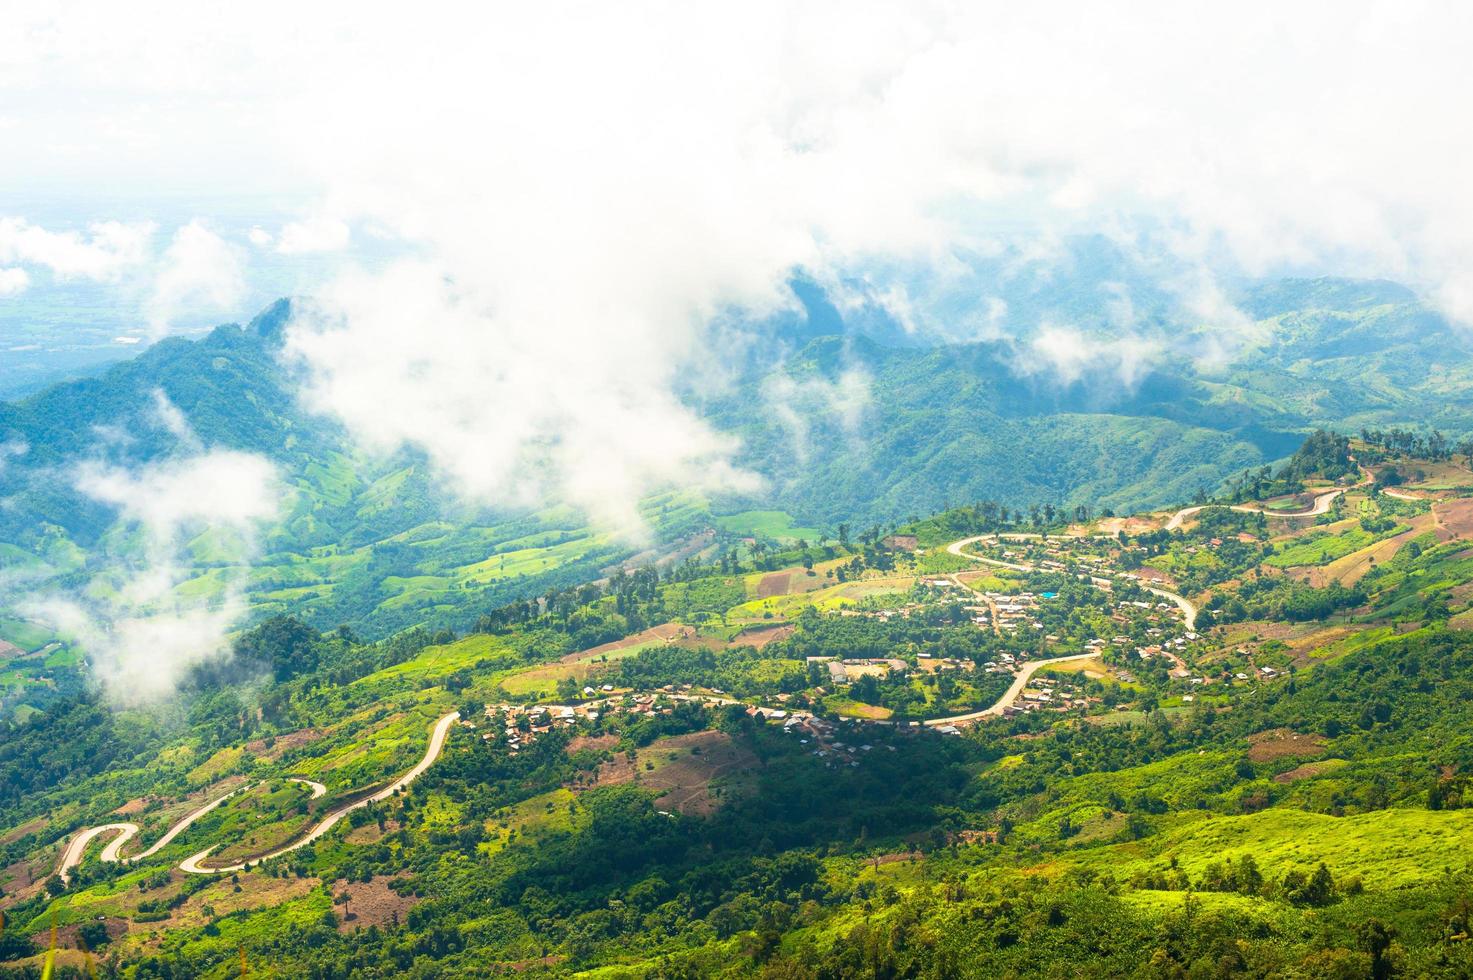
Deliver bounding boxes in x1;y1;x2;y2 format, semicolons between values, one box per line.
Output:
1005;674;1095;714
809;656;907;684
760;708;911;765
984;590;1046;632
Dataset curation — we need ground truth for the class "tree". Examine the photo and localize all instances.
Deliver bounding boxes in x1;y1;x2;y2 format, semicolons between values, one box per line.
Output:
1357;918;1395;980
1235;853;1263;895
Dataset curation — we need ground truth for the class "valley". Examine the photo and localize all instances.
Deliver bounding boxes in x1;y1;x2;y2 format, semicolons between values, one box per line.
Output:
7;425;1473;976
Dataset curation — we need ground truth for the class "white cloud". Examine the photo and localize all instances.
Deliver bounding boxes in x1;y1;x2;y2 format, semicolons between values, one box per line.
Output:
1019;325;1164;389
148;387;204;451
0;439;27;475
275;215;350;254
0;217;152;280
8;1;1473;524
284;264;760;536
0;267;28;296
28;446;280;703
247;226;274;247
146;220;244;336
762;367;872;465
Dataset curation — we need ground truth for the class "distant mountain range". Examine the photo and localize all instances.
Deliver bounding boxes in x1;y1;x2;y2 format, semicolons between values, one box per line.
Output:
1;276;1468;652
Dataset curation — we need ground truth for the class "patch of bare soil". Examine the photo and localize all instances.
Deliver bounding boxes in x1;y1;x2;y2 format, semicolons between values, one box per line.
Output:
756;571;792;598
585;731;758;816
565;622;691;663
164;875;320;930
1274;761;1337;784
1133;567;1177;587
0;816;46;845
1435;498;1473;539
28;917;129;954
1095;517;1159;536
566;734;619;754
1248;728;1328;763
344;818;400;845
246;727;325;762
112;798;149;816
866;851;924;867
333;876;421;932
732;625;795;649
0;854;52;908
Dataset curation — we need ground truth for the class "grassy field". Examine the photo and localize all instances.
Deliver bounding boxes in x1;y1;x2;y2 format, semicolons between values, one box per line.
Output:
725;575;916;622
714;510;825;544
1064;806;1473;889
1265;523;1384;568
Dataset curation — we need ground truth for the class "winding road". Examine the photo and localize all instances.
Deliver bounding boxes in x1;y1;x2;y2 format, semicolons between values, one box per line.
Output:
947;535;1197;630
1164;489;1344;531
57;711;459;880
922;652;1100;726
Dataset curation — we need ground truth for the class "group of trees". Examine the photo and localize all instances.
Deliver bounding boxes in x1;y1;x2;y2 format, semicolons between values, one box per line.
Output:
1361;426;1472;464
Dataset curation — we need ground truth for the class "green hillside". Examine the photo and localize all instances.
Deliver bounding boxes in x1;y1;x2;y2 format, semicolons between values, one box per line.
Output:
3;438;1473;975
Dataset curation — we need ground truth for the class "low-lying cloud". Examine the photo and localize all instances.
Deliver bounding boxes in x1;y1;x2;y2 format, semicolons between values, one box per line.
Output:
8;3;1473;545
146;221;245;337
24;397;279;703
0;217;153;282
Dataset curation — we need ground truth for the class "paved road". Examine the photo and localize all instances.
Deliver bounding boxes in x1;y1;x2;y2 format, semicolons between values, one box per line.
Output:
1164;489;1345;531
946;534;1196;630
182;712;459;874
58;712;459;880
946;536;1033;572
922;652;1101;727
57;784;248;883
288;777;327;800
1142;584;1198;631
1166;466;1376;531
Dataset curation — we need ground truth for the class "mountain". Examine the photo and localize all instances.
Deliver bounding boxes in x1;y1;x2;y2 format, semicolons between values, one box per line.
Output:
0;277;1466;710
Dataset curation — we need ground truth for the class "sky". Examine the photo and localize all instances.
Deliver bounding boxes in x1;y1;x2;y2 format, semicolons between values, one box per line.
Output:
5;1;1473;697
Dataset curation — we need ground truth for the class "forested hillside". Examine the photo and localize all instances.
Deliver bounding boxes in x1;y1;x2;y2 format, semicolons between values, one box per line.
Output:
2;279;1468;717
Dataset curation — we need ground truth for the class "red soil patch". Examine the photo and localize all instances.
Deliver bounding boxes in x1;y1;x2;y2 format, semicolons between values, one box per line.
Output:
567;622;692;662
334;876;421;932
0;816;45;845
867;851;924;866
732;625;795;649
112;798;149;816
0;854;52;908
343;819;400;845
499;955;568;972
1093;517;1158;536
246;727;325;761
1273;761;1337;784
29;916;129;953
756;571;792;598
1435;498;1473;539
583;730;758;816
1247;728;1327;763
566;734;619;754
756;565;833;599
1133;567;1177;586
